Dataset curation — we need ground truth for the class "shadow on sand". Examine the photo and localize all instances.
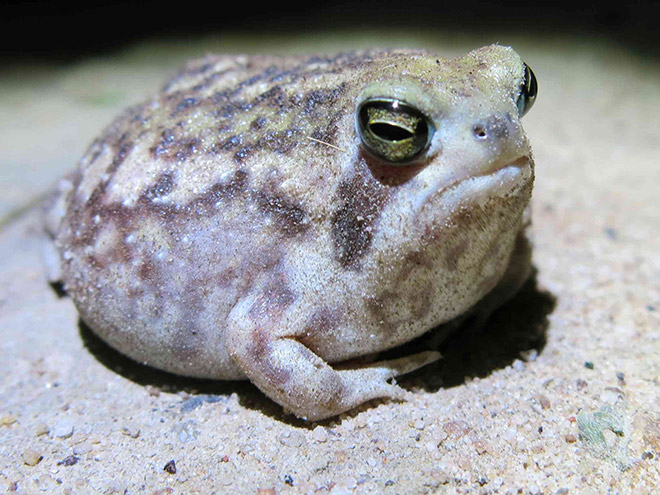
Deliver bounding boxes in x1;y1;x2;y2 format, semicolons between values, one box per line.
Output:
77;270;555;426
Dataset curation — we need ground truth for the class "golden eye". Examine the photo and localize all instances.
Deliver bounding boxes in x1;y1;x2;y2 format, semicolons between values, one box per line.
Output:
357;98;434;164
516;63;538;117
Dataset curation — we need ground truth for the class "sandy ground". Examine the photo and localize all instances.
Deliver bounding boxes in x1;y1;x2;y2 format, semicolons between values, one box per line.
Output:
1;31;659;494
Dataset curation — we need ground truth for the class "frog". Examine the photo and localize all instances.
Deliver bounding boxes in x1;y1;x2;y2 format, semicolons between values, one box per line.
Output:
43;44;538;421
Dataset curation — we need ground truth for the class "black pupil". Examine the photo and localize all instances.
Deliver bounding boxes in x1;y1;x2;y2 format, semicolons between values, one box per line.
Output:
524;64;537;99
369;123;415;141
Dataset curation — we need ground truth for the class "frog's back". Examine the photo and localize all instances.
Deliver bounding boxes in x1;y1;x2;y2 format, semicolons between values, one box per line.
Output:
53;51;398;378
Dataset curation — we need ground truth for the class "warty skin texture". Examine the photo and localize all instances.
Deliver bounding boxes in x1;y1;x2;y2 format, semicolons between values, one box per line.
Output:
46;45;536;420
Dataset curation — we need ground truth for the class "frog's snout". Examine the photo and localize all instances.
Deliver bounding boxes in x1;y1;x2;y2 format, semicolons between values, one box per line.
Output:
471;113;520;142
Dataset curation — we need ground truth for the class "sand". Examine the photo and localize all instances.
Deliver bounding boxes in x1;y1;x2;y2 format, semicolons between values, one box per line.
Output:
1;32;659;494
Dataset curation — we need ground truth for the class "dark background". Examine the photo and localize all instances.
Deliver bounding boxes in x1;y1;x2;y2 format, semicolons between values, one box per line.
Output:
2;0;659;63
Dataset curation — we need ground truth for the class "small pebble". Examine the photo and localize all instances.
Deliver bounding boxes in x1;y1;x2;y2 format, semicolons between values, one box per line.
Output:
22;449;43;466
34;423;49;436
601;389;622;404
163;459;177;474
443;420;470;437
145;385;161;397
564;434;578;443
121;424;141;439
423;469;450;486
73;441;93;455
471;436;488;454
412;419;425;430
0;415;17;427
512;359;526;371
535;395;551;410
52;419;75;439
312;426;328;443
520;349;538;362
277;430;305;448
57;455;79;466
69;432;88;445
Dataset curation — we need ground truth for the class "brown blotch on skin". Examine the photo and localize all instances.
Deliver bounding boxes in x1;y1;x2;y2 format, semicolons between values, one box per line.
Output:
408;287;433;320
69;169;251;256
254;189;308;236
106;135;134;176
445;238;469;272
309;107;345;148
302;85;345;111
187;169;249;217
233;146;253;163
141;171;175;201
255;85;288;108
331;158;391;269
220;134;243;151
367;286;432;330
299;307;343;353
175;138;201;162
150;128;177;158
365;294;396;334
83;139;104;168
171;96;199;117
392;250;434;286
359;150;427;187
248;326;291;387
149;126;200;162
250;116;267;130
258;129;300;155
248;275;296;321
138;258;156;282
191;169;249;208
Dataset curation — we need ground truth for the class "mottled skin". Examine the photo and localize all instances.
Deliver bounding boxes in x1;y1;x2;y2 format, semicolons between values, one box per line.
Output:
46;45;535;420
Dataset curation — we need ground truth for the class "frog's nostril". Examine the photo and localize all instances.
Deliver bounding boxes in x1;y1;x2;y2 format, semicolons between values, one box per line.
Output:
472;116;511;141
472;124;487;139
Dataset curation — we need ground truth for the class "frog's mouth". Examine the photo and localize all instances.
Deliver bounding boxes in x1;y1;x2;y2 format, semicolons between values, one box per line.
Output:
414;154;533;216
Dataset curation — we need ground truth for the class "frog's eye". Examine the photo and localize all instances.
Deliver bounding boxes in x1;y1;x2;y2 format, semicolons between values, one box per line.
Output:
516;63;538;117
357;98;435;164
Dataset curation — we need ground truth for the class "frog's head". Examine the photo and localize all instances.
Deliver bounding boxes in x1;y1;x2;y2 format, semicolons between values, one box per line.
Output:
335;45;537;307
355;45;536;175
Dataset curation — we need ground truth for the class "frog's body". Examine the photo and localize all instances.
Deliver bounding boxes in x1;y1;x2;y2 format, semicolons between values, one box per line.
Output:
45;45;536;420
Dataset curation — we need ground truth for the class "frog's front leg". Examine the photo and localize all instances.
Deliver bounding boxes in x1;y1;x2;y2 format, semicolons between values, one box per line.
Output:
225;292;440;421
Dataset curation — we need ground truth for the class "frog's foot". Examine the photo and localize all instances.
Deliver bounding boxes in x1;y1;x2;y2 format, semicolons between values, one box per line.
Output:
225;321;439;421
